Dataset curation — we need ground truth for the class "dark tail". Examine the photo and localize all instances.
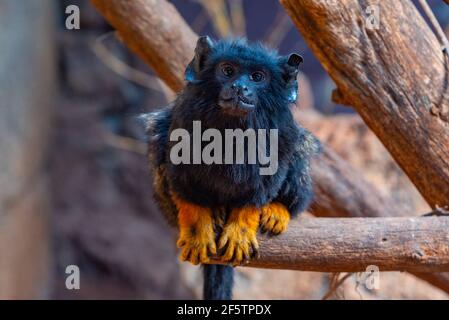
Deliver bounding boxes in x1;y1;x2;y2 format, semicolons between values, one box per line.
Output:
203;264;234;300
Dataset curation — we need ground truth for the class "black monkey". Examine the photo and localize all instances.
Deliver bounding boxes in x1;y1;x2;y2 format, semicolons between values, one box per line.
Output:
145;37;320;300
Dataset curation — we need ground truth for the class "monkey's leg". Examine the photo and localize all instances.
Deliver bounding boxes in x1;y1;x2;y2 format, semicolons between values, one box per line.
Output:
172;194;217;265
260;202;290;235
218;207;260;265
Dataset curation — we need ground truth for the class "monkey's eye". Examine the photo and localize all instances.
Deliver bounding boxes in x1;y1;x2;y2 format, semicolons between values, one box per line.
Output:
221;64;235;77
250;71;265;82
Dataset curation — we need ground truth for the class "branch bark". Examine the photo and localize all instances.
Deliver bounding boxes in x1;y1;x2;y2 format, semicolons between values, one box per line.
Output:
91;0;449;290
91;0;196;92
280;0;449;208
213;216;449;273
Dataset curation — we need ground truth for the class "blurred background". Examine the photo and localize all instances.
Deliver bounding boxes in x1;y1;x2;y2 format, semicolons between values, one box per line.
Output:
0;0;449;299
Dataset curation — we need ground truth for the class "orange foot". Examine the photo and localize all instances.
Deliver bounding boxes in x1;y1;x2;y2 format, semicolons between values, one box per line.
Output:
173;194;216;265
218;206;260;265
260;202;290;235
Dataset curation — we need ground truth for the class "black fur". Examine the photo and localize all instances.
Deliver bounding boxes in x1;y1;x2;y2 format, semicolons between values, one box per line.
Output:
145;37;320;300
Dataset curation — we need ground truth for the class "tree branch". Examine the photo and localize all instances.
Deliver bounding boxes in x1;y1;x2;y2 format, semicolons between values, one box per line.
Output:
280;0;449;208
213;216;449;273
91;0;196;92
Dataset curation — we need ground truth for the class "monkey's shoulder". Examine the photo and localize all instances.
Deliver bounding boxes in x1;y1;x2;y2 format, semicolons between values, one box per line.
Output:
143;104;173;166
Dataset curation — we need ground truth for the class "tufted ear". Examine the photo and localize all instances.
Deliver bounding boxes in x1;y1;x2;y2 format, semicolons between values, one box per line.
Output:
185;36;215;83
281;53;303;103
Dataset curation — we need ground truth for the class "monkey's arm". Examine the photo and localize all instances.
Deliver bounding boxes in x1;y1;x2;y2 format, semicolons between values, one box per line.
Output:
260;128;321;234
145;105;178;226
146;107;217;265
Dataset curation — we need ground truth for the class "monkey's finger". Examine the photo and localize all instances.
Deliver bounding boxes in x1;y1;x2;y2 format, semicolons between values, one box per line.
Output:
180;247;191;262
269;221;280;235
177;238;186;248
218;234;229;249
272;221;287;235
250;238;259;258
208;241;217;255
265;218;276;231
190;249;200;265
222;242;235;261
242;242;251;260
200;246;210;263
234;247;243;265
260;213;269;226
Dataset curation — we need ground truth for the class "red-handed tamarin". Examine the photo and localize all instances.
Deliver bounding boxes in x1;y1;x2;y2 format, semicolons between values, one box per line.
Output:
144;36;320;300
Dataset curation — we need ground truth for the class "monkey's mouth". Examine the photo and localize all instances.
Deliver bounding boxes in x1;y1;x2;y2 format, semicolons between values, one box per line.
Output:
218;96;255;116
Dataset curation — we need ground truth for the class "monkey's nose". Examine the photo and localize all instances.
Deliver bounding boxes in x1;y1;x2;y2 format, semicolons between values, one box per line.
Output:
231;83;248;93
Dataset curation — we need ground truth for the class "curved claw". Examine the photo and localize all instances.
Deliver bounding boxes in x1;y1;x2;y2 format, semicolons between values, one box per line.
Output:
218;206;260;265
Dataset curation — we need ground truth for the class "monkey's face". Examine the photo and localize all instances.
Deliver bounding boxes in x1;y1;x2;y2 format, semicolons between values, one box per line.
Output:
184;37;303;119
215;61;267;116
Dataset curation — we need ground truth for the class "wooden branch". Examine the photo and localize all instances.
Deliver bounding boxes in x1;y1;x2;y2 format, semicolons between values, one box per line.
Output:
90;0;449;290
91;0;196;92
303;111;449;293
211;216;449;272
280;0;449;208
417;0;449;56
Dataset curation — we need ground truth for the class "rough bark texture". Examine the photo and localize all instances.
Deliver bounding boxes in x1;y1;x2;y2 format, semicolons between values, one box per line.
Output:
0;0;55;298
91;0;196;92
280;0;449;209
211;216;449;272
91;0;449;290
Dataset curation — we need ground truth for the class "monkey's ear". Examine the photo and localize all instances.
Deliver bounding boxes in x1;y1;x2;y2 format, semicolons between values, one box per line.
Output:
282;53;303;103
185;36;215;83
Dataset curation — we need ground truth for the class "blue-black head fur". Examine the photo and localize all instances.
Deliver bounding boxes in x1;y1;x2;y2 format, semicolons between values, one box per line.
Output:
181;37;302;129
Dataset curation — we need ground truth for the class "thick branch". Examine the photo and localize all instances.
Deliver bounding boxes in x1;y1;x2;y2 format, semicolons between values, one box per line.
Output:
280;0;449;208
91;0;196;92
228;216;449;272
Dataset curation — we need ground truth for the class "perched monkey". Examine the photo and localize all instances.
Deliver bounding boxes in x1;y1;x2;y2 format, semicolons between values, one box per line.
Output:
145;37;320;300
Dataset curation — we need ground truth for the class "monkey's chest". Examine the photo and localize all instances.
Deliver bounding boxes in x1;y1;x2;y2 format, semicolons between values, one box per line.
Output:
168;162;287;208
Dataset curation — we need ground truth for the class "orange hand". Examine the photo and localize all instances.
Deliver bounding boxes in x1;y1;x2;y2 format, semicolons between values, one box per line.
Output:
218;206;260;265
260;202;290;235
172;194;216;265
